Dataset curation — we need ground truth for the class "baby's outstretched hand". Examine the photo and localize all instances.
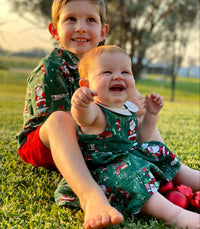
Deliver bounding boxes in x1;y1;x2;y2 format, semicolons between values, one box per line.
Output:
145;92;164;115
71;87;97;110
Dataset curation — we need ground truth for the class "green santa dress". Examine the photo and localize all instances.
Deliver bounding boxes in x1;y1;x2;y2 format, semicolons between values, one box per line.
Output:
55;101;181;214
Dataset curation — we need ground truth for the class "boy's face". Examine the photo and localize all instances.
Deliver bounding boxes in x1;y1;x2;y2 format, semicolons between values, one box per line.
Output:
50;0;108;58
87;52;136;108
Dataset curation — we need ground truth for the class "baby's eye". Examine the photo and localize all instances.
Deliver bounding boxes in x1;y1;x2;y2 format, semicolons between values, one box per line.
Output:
122;71;129;74
103;71;112;74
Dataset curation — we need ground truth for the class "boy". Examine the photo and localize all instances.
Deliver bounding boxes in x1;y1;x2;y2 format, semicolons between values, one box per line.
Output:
17;1;124;228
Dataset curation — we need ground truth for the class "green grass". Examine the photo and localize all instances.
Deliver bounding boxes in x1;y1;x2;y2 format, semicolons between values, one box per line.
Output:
0;66;199;228
137;74;199;103
0;56;41;70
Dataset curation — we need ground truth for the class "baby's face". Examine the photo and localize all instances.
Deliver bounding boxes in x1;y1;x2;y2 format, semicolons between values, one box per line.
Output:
88;52;136;108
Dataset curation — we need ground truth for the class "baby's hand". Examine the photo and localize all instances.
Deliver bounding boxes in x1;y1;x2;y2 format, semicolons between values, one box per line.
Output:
130;95;146;117
145;92;164;115
71;87;97;110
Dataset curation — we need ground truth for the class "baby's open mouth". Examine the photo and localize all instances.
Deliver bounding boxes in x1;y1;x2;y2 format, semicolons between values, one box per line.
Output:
110;85;125;91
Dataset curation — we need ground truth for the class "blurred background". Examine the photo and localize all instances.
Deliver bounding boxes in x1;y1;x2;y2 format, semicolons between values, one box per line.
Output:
0;0;199;101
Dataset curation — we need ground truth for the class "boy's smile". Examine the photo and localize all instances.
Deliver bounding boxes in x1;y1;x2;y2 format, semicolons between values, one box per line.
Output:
72;38;89;42
50;0;108;59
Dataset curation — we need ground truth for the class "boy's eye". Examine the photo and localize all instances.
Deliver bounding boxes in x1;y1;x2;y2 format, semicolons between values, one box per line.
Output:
66;17;76;22
87;17;96;23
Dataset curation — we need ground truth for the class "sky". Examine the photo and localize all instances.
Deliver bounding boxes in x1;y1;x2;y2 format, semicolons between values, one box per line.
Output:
0;0;199;67
0;0;54;53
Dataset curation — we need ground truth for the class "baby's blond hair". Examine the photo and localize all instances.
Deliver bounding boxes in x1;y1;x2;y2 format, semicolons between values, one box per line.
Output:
51;0;107;27
78;45;130;80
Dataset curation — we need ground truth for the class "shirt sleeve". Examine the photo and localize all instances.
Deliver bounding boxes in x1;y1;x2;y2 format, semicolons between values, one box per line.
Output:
17;51;80;148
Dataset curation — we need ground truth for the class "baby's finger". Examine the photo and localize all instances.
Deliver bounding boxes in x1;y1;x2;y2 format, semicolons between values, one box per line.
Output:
81;91;94;103
157;96;163;104
144;94;151;107
91;90;98;97
72;94;88;106
80;87;96;102
155;95;163;105
151;92;162;104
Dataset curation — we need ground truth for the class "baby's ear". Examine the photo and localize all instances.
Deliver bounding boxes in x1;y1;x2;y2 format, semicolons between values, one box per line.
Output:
48;22;59;41
79;79;89;88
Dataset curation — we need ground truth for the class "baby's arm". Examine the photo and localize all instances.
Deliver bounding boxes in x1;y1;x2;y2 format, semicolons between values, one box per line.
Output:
138;92;163;142
71;87;106;134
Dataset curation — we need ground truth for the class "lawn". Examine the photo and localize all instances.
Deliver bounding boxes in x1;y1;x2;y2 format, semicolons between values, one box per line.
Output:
0;61;199;228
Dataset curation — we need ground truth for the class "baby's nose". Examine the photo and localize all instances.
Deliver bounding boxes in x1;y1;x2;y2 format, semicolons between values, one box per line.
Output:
113;74;124;80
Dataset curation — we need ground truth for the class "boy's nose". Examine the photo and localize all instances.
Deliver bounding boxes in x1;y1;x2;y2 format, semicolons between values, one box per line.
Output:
75;20;86;33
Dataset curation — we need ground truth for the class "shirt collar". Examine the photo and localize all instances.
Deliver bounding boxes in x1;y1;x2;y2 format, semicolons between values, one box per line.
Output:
97;101;138;116
57;46;79;66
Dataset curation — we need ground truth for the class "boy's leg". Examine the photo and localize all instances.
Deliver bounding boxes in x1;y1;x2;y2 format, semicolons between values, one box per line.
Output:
39;111;123;229
173;164;200;191
141;191;200;229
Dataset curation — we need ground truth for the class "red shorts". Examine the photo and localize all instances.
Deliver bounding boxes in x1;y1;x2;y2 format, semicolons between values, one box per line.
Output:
18;125;55;168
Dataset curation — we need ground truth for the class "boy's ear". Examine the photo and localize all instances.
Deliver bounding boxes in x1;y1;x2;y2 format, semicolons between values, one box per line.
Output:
79;79;89;88
48;22;59;41
100;24;109;42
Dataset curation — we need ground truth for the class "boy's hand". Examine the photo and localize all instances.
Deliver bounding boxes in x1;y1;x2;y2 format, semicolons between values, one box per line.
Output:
145;92;164;115
130;95;146;117
71;87;97;110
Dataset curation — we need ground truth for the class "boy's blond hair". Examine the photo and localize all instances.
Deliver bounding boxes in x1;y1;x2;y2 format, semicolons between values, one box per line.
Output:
78;45;130;80
52;0;107;26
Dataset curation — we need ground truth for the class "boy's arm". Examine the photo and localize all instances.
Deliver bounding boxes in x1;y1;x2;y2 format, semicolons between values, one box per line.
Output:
71;87;106;134
138;92;163;142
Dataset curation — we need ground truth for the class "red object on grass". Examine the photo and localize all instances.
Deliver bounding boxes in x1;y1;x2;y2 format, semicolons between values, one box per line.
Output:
176;185;200;209
165;191;189;209
190;191;200;209
176;184;193;199
159;181;174;194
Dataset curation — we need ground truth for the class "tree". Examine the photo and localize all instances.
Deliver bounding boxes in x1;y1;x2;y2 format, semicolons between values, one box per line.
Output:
8;0;52;28
106;0;198;81
9;0;199;82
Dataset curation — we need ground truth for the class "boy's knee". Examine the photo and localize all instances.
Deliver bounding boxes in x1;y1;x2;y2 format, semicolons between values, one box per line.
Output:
50;110;70;121
46;110;75;128
39;111;74;147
